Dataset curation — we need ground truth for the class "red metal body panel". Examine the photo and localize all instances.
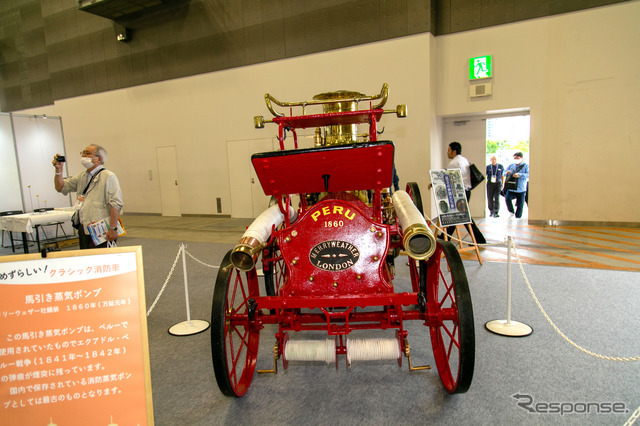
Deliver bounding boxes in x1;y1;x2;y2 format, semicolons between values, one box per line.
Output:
278;198;392;298
252;141;394;196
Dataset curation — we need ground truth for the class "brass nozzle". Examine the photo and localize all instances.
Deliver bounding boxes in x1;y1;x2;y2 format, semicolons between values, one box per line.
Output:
230;237;263;271
402;223;436;261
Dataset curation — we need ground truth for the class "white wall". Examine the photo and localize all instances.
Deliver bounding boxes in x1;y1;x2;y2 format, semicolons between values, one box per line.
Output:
436;2;640;223
21;35;434;217
18;1;640;224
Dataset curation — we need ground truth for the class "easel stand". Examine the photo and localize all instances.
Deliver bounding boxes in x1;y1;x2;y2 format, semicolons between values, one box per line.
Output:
440;219;483;265
485;236;533;337
168;243;210;336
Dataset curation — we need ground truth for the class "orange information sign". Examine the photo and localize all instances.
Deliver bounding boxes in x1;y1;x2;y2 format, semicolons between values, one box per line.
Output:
0;246;153;425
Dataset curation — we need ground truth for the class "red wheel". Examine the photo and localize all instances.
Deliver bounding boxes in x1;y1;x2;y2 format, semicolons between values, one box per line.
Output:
408;257;422;293
426;240;475;394
211;250;261;397
405;182;424;216
406;182;425;293
263;243;285;297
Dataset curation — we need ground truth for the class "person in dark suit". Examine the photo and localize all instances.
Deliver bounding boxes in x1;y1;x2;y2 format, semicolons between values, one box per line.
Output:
485;155;504;217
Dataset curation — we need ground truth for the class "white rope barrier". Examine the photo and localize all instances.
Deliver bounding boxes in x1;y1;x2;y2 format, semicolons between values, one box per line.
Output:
146;244;220;317
185;248;220;269
429;217;640;362
511;242;640;362
625;405;640;425
146;245;183;317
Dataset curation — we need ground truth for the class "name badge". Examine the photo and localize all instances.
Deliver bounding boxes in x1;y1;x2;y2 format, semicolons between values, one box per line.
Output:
491;176;497;183
74;195;85;211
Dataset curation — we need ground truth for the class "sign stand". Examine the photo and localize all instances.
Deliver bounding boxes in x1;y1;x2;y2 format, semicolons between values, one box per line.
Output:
168;243;210;336
440;219;483;265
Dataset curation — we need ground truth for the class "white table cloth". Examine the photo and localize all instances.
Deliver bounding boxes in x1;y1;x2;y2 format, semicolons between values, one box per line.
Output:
0;210;75;233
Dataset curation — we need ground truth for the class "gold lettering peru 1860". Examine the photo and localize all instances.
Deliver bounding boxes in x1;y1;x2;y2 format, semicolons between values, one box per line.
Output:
311;205;356;222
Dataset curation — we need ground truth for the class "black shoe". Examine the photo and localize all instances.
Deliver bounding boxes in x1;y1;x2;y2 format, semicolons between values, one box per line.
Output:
494;213;499;217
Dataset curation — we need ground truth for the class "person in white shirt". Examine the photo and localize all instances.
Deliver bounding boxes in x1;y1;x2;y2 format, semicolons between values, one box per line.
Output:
53;144;123;249
431;141;486;243
446;141;472;200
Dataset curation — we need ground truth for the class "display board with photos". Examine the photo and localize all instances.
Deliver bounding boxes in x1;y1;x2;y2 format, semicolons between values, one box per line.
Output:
430;169;472;226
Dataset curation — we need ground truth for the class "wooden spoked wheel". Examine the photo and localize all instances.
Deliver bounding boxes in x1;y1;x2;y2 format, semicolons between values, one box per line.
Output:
426;240;475;394
211;250;261;397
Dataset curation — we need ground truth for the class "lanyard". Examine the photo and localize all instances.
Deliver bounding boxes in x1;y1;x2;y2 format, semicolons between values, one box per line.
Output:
82;168;104;195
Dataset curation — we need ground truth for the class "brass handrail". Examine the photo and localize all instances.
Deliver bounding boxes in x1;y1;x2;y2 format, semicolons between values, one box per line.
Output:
264;83;389;117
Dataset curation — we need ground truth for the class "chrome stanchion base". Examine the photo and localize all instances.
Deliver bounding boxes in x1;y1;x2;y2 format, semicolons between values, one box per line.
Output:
168;319;210;336
485;319;533;337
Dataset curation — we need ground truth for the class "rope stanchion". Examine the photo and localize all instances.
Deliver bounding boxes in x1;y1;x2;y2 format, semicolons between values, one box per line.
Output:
168;243;210;336
485;236;533;337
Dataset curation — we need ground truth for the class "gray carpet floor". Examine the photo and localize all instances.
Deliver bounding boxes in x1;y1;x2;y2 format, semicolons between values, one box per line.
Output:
115;236;640;426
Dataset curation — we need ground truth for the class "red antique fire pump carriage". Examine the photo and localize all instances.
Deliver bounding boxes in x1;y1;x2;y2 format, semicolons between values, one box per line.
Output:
211;84;475;397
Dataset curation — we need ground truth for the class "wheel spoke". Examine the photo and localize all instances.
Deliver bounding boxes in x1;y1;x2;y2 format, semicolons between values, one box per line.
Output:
264;244;285;298
228;326;249;386
437;273;455;308
444;324;459;359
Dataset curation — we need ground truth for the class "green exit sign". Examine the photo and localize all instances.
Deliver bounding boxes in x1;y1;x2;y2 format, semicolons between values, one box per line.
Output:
469;55;492;79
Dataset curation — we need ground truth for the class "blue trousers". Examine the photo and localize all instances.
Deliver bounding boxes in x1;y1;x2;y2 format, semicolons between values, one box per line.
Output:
505;190;526;218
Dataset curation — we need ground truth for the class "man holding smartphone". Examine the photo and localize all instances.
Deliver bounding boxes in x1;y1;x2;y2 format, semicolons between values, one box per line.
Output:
52;144;123;249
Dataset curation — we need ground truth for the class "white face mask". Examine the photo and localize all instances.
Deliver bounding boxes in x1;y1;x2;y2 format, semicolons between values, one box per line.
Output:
514;158;523;164
81;157;95;169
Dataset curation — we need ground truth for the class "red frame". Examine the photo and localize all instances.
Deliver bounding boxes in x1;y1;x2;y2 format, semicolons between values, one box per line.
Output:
250;106;413;351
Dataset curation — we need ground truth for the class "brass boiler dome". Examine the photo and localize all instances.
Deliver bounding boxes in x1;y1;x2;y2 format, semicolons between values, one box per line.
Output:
313;90;365;146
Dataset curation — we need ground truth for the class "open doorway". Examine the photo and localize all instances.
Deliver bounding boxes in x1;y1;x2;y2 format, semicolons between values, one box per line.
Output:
485;115;530;220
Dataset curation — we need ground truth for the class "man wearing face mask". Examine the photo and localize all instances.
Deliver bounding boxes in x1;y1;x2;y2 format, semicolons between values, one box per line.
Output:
504;152;529;220
52;144;123;249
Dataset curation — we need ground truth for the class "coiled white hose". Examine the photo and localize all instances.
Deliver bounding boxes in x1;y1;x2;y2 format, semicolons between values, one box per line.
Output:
284;339;336;364
347;338;401;364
